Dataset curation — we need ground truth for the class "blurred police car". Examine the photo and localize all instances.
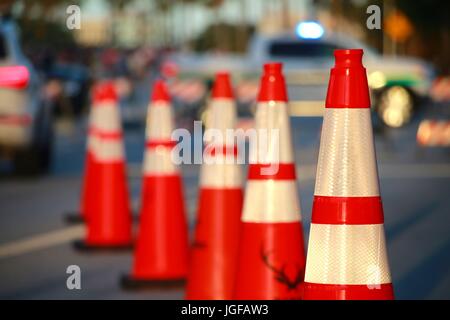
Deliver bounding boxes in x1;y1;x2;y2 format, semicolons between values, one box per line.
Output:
166;21;434;128
0;17;53;174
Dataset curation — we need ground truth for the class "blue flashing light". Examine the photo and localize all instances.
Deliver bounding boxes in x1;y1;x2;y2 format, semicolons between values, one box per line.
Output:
296;21;324;39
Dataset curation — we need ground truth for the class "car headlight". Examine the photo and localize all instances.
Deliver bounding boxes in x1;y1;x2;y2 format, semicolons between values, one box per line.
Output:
379;86;413;128
368;71;386;90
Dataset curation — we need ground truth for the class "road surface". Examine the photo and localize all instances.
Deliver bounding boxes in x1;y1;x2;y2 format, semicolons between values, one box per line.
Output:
0;105;449;299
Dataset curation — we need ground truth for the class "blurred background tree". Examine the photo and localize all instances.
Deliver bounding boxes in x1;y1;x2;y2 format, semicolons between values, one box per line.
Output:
396;0;449;74
314;0;449;74
1;0;448;74
1;0;79;49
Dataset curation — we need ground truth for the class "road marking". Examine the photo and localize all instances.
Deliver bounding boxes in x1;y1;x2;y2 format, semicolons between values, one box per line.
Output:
0;225;84;259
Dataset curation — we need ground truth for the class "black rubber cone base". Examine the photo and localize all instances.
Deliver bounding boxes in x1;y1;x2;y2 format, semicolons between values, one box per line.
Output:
73;240;133;253
64;211;85;224
120;274;186;291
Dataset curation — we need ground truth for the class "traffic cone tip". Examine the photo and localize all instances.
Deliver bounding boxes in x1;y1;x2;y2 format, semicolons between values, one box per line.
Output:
257;62;288;103
212;72;234;99
325;48;370;109
151;79;171;103
263;62;283;74
334;48;363;57
334;49;364;67
93;81;118;103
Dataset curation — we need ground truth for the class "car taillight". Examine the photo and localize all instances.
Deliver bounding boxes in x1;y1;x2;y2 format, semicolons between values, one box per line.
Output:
0;66;29;89
160;61;179;79
0;114;32;126
168;80;206;104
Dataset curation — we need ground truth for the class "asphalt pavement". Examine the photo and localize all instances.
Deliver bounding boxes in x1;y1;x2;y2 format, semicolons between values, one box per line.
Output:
0;105;449;299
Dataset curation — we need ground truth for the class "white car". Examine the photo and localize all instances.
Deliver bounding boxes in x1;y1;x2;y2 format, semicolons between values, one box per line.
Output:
168;28;434;128
0;17;53;174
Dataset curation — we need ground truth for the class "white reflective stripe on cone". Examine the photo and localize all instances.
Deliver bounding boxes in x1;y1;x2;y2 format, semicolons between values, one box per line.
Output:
87;134;98;152
315;108;380;197
200;154;242;188
204;99;237;133
242;180;301;223
89;108;98;130
146;103;174;141
249;101;294;164
305;223;392;285
91;102;122;133
94;139;124;162
143;147;179;175
87;108;94;127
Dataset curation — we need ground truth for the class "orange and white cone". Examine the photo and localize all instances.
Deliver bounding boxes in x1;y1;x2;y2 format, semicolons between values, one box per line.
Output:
303;49;394;300
74;81;133;250
186;72;243;299
121;80;189;288
65;96;100;224
233;63;306;300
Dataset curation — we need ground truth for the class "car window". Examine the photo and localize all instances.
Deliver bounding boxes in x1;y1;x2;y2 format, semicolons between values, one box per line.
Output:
0;33;7;59
269;41;340;58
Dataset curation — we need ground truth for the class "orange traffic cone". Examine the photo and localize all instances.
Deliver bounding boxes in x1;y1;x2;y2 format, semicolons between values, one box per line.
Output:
121;80;188;288
303;49;394;300
233;63;306;300
74;81;133;250
186;72;243;299
64;96;100;224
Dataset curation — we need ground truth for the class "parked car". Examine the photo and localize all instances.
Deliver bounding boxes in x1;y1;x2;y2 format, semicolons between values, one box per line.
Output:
0;17;53;175
166;24;434;128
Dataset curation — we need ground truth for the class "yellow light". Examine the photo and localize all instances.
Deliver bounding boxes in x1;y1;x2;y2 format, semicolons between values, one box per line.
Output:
380;86;413;128
368;71;386;89
382;107;404;128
